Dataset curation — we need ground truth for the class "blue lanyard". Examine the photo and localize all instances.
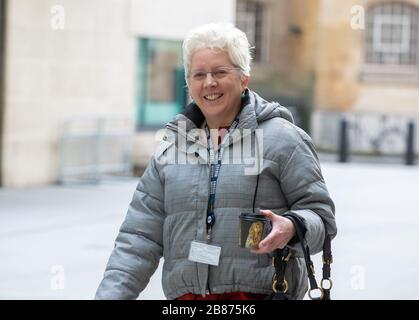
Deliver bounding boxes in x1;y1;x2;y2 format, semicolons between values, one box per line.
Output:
205;118;239;239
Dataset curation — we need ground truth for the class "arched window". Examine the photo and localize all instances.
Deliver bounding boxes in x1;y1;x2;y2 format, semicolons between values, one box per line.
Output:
365;1;419;66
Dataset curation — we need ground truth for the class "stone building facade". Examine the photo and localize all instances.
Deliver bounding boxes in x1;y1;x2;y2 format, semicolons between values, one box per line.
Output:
1;0;418;187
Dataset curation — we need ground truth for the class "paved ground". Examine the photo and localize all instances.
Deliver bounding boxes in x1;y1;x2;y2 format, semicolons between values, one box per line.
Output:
1;161;419;300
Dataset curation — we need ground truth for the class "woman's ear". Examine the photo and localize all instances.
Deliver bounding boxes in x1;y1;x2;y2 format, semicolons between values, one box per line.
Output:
241;75;250;92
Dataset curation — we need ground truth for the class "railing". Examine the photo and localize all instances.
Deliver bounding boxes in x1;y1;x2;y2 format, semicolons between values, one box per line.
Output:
313;112;419;165
58;115;134;184
337;114;416;165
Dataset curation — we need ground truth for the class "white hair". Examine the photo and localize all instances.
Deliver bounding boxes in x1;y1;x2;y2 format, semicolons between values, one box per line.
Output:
182;23;252;81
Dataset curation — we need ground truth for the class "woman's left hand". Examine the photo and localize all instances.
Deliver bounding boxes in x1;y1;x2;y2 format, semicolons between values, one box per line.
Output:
251;209;296;254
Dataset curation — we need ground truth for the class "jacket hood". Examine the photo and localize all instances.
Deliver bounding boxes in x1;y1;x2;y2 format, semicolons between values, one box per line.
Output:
250;90;294;125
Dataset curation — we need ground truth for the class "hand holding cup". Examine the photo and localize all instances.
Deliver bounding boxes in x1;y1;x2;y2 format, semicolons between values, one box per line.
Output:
250;209;296;254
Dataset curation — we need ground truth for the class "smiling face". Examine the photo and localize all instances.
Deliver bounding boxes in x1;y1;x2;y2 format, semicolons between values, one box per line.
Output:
187;48;250;129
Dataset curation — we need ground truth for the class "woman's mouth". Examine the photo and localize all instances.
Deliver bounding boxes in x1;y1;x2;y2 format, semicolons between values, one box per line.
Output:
204;93;223;101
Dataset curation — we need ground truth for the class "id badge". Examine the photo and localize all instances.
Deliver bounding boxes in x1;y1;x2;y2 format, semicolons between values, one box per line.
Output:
188;241;221;266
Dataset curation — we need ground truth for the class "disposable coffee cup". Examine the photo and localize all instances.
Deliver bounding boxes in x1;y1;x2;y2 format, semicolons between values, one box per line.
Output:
239;213;271;249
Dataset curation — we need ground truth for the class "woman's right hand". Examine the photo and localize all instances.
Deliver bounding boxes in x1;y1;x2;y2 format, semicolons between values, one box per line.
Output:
251;209;295;254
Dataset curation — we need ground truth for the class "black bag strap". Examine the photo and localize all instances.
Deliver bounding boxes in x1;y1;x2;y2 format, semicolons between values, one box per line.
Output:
268;246;291;300
321;233;333;300
269;214;333;300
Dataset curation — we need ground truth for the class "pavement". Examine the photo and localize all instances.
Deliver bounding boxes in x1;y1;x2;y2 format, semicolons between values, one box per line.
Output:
1;161;419;300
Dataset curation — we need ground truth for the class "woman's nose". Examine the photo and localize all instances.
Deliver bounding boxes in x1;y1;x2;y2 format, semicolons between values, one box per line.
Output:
203;73;217;87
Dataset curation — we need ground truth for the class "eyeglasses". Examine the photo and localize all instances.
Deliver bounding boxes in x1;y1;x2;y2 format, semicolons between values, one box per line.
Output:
189;67;241;82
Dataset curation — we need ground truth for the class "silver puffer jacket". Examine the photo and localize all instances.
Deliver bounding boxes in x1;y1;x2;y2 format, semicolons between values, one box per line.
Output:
95;90;337;300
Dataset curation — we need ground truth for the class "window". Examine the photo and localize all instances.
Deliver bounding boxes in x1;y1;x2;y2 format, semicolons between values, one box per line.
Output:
365;2;419;66
137;39;186;128
236;0;268;63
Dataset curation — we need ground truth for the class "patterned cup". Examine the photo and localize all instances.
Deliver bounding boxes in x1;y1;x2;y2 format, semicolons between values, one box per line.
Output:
239;213;271;249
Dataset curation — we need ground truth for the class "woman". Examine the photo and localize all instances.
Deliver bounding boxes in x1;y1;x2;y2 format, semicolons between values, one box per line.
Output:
95;23;337;300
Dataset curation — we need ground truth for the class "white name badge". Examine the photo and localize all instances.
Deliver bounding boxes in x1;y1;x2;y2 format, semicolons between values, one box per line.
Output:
188;241;221;266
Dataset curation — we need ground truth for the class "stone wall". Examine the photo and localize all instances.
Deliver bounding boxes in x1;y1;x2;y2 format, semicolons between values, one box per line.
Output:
2;0;136;187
